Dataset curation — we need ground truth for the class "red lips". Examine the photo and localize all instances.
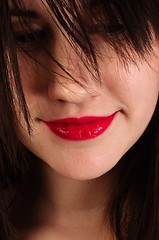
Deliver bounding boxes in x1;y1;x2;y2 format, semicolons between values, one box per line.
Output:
43;113;116;141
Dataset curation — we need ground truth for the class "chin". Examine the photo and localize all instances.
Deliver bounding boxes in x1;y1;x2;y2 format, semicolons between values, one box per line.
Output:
41;151;120;181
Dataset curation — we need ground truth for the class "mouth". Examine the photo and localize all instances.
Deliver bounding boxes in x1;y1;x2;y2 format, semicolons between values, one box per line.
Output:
43;112;117;141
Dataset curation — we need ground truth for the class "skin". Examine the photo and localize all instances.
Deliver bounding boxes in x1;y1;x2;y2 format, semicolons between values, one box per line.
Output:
10;0;159;239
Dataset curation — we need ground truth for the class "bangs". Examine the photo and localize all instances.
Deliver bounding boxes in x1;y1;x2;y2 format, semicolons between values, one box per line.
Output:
8;0;159;65
41;0;159;61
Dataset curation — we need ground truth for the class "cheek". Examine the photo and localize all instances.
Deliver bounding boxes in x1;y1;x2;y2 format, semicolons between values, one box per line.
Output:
18;57;46;106
19;58;37;87
102;57;159;113
123;65;159;115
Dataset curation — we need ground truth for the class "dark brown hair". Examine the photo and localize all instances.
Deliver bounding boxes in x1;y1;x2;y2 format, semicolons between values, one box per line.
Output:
0;0;159;239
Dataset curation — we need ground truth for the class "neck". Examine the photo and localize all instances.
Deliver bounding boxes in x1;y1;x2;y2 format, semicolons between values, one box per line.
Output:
11;157;119;239
30;158;117;224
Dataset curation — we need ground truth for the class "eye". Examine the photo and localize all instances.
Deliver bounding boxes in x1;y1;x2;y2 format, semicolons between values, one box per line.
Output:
89;21;126;35
13;25;51;53
15;29;46;44
100;24;125;34
88;4;126;37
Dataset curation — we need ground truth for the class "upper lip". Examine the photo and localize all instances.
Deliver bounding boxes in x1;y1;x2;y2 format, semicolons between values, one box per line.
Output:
43;114;116;125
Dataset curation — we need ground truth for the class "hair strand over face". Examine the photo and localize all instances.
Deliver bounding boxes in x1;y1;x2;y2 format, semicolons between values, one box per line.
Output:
0;0;159;239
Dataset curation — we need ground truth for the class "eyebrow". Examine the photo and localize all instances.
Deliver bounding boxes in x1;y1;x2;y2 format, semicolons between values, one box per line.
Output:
10;9;39;19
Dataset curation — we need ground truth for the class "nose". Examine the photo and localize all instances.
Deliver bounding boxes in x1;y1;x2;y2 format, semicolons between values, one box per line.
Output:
47;28;100;104
48;79;96;104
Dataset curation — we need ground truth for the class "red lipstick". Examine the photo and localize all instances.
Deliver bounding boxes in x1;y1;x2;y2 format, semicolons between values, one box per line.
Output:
43;113;116;141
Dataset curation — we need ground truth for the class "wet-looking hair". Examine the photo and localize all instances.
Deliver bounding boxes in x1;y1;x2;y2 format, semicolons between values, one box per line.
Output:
0;0;159;239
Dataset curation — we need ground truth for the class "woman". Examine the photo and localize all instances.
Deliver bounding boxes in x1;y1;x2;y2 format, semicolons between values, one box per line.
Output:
0;0;159;239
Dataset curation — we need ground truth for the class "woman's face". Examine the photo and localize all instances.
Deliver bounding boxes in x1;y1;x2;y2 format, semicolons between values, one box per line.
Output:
14;0;159;180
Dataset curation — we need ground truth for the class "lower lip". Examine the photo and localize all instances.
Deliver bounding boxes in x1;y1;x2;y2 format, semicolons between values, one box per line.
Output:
43;113;117;141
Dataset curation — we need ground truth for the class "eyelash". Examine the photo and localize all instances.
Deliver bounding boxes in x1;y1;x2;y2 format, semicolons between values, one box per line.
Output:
14;22;125;52
14;28;48;51
89;22;125;35
16;29;46;42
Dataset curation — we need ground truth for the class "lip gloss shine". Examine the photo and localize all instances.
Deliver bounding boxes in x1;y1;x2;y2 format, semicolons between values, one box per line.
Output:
43;113;116;141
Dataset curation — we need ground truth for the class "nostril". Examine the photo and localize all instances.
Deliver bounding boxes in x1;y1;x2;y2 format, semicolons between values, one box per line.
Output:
57;99;65;103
